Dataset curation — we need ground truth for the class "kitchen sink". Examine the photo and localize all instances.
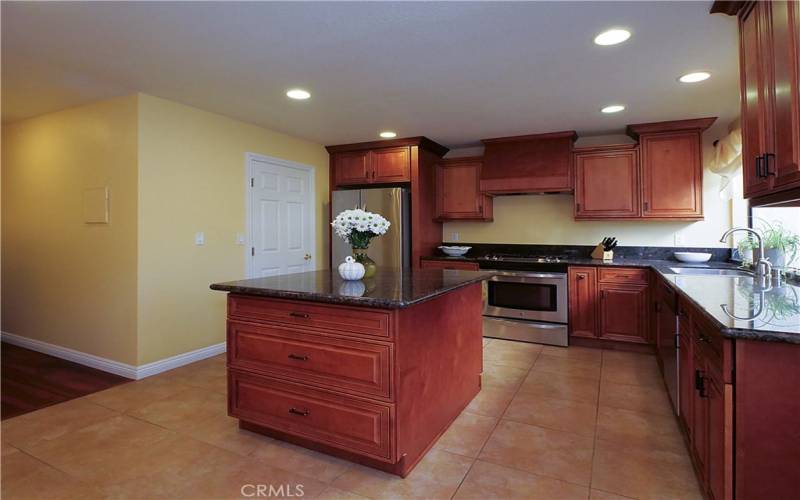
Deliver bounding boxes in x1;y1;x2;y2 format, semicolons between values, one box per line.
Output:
668;267;753;277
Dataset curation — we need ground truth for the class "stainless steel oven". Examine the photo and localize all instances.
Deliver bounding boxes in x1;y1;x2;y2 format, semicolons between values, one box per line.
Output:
483;271;569;346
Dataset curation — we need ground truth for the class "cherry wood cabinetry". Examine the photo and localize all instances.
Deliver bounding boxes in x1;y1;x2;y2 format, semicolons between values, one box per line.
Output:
326;137;449;268
434;157;493;221
724;1;800;199
567;267;597;339
419;258;479;271
480;131;577;194
224;285;483;478
574;145;640;219
567;266;649;346
639;131;704;218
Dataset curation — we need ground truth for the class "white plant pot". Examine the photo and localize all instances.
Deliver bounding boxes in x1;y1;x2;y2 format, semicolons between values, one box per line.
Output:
338;256;365;280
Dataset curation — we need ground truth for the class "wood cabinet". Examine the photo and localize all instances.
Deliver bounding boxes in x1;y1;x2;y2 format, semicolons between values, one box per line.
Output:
327;137;449;268
567;266;649;346
639;131;704;218
435;157;493;221
732;1;800;199
567;267;597;339
480;131;577;194
225;284;483;478
331;147;410;187
574;145;640;218
419;258;479;271
677;302;694;436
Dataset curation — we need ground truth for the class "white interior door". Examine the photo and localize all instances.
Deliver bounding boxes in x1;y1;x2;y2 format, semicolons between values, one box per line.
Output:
247;154;315;278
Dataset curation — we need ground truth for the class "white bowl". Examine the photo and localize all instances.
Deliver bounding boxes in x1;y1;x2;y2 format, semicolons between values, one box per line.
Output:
674;252;712;263
439;246;471;257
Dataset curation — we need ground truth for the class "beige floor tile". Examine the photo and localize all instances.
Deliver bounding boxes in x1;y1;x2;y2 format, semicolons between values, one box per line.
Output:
1;449;104;499
154;357;228;393
1;441;20;457
317;486;372;500
482;338;492;347
590;489;636;500
1;398;119;450
596;406;685;454
532;354;601;380
517;371;600;404
250;437;353;483
180;413;272;456
602;350;657;366
483;341;542;369
332;449;473;499
503;392;597;437
542;345;602;362
126;386;227;430
86;375;194;413
465;387;516;418
23;414;190;486
434;411;498;458
454;459;589;500
591;439;703;499
599;380;673;416
481;363;529;391
601;361;664;388
479;420;594;486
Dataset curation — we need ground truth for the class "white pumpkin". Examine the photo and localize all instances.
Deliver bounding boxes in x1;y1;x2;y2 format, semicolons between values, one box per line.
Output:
338;256;365;281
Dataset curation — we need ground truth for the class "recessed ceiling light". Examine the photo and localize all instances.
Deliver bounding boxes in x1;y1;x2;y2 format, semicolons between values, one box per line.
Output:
286;89;311;100
379;131;397;138
594;29;631;46
601;104;626;114
678;71;711;83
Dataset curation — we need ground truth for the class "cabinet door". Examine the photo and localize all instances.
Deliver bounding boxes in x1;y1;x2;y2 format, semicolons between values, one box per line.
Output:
740;2;774;198
640;132;703;218
568;267;598;338
678;320;694;436
769;0;800;191
574;149;640;218
692;347;709;483
333;151;371;186
435;159;491;220
371;147;410;183
598;284;648;343
707;368;731;500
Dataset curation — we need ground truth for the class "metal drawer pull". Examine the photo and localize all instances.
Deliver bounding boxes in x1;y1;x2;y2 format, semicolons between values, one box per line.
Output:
289;312;310;318
289;407;309;416
288;354;309;361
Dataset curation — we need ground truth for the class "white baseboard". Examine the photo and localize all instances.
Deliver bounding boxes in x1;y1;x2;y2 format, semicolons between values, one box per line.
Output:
1;331;226;380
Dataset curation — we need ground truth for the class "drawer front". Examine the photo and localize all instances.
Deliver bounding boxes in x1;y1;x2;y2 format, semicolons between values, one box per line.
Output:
693;316;723;368
229;321;392;399
229;295;392;339
229;370;393;461
599;267;649;284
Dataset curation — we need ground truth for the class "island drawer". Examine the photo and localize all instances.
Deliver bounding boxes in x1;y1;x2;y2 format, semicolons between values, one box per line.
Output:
228;295;392;340
229;370;394;461
598;267;649;284
228;321;392;399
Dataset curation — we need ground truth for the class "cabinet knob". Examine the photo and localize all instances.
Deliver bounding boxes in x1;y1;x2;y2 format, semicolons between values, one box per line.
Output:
288;407;310;417
577;274;585;280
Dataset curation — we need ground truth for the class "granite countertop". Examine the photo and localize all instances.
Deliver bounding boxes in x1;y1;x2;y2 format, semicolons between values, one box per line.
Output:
210;268;495;309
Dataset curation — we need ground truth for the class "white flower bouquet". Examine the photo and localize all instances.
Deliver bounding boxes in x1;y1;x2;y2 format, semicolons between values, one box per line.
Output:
331;209;391;249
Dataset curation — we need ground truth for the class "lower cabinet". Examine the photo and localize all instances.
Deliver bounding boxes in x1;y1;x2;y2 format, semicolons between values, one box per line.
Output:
567;266;649;345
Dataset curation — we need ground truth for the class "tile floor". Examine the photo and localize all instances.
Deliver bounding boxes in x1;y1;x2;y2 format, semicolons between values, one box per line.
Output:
1;339;703;499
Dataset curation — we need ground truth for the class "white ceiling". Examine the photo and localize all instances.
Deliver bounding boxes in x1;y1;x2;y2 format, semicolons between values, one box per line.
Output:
2;1;739;148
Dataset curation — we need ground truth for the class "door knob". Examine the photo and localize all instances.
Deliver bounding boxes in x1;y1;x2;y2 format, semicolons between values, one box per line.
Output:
304;254;312;261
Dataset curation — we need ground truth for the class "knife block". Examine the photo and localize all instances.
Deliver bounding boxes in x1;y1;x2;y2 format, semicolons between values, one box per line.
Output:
591;245;614;261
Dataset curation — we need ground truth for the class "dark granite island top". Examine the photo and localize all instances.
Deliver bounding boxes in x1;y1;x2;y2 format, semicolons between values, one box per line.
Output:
210;268;495;309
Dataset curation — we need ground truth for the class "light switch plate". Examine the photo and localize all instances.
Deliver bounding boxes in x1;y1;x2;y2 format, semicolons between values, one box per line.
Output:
236;233;246;245
674;232;684;247
451;232;460;242
83;187;109;224
195;232;205;245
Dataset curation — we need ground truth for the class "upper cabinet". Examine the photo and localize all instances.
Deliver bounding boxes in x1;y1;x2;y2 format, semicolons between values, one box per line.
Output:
726;1;800;199
435;157;493;221
330;146;410;187
480;131;577;195
574;144;640;219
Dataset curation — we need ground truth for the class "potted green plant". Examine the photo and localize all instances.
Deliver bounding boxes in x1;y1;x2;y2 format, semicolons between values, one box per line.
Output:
736;220;799;269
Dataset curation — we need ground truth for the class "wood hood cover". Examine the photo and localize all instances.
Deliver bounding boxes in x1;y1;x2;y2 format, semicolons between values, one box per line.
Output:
480;130;578;194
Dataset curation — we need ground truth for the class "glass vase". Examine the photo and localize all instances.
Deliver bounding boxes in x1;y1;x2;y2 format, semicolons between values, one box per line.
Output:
352;247;377;278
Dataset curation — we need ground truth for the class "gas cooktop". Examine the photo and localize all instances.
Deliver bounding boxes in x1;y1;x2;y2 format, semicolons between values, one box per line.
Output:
479;253;567;263
477;253;570;273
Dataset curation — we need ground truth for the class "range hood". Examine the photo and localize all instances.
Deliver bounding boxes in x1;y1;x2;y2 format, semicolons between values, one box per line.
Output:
480;130;577;195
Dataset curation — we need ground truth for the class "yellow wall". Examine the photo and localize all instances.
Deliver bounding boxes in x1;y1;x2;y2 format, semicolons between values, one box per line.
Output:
136;94;329;364
443;133;735;247
1;95;139;364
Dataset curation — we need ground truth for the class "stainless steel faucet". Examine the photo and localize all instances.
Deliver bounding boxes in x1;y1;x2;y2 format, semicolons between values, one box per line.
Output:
719;227;773;278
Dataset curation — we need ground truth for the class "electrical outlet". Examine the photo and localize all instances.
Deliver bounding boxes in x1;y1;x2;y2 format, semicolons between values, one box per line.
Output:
674;232;684;247
451;232;460;242
195;232;205;246
236;233;245;245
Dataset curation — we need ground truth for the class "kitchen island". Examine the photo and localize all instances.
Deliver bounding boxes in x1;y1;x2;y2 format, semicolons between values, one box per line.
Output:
210;268;492;477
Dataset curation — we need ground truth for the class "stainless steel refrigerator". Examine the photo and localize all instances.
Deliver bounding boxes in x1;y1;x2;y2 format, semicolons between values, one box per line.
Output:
331;187;411;270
